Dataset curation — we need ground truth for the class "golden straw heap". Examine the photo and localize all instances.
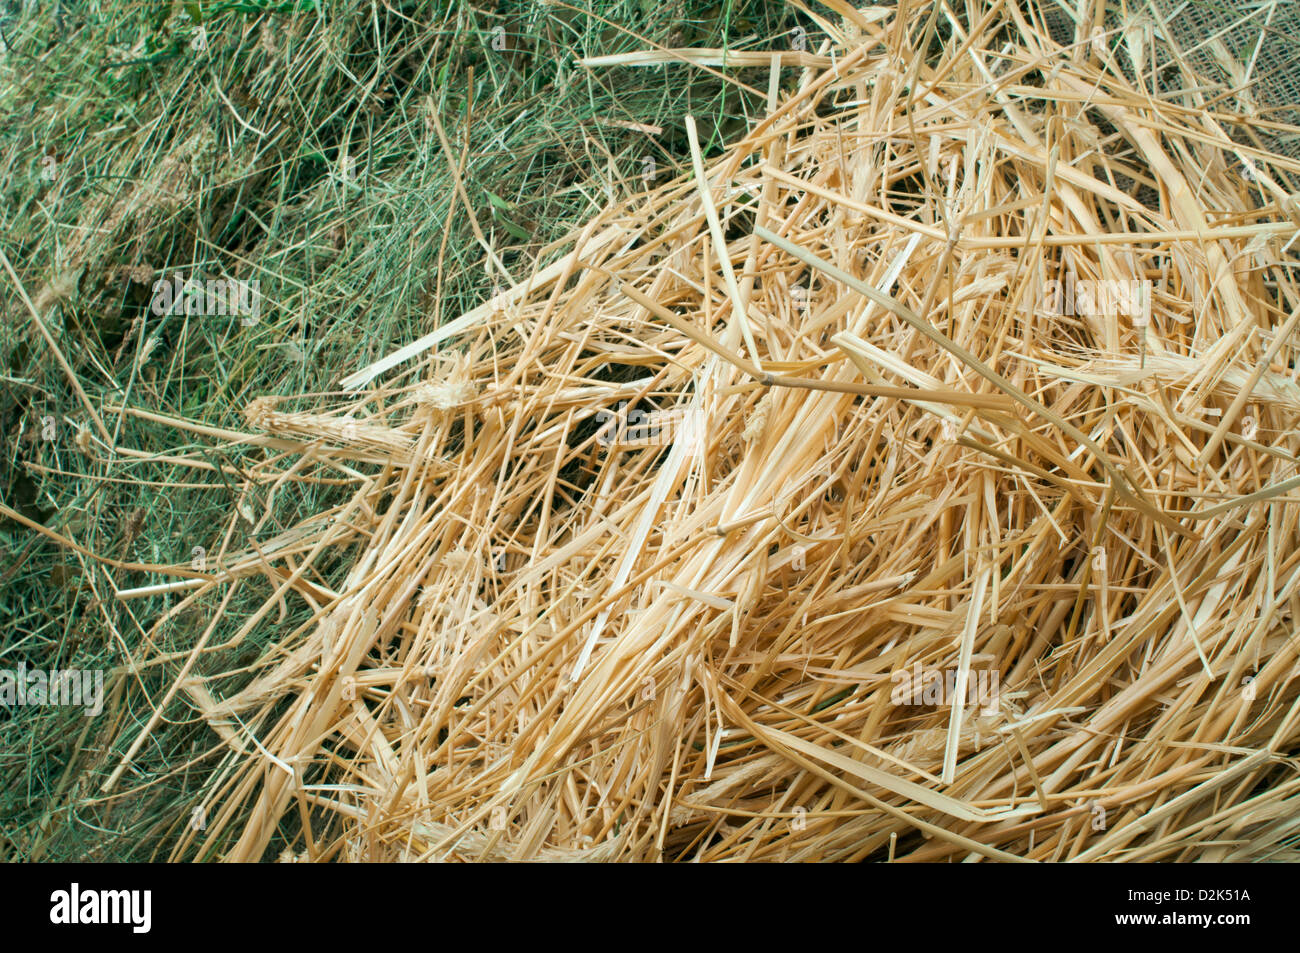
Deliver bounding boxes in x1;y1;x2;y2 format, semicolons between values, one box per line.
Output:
123;2;1300;860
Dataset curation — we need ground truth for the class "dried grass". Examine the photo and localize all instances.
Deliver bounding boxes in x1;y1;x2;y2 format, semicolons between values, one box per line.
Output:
101;2;1300;861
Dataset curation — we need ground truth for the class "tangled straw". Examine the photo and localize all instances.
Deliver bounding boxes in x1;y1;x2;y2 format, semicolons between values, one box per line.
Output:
93;2;1300;861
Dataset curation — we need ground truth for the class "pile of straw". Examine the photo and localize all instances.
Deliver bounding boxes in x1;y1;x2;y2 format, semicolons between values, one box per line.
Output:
131;2;1300;860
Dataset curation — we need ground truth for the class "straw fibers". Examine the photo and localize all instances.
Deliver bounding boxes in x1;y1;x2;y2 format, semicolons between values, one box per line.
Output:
122;2;1300;861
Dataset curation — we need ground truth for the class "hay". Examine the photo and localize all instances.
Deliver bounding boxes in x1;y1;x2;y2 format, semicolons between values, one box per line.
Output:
106;3;1300;860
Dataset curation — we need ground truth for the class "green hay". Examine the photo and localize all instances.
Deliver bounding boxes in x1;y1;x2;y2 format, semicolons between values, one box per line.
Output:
0;0;805;861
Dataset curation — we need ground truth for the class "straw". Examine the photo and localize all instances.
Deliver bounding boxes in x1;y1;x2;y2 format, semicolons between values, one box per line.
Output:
80;1;1300;861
